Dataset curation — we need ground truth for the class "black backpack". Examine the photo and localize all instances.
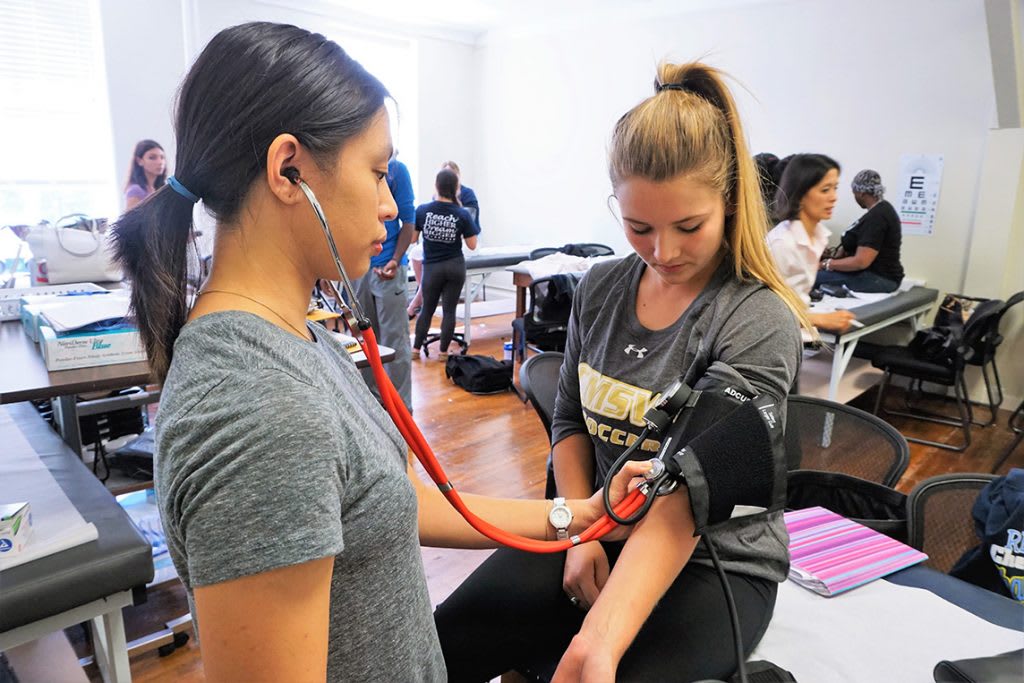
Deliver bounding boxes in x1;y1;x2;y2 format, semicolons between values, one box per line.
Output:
445;355;513;394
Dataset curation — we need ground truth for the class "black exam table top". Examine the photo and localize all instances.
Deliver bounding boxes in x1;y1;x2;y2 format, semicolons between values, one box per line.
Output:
0;402;153;632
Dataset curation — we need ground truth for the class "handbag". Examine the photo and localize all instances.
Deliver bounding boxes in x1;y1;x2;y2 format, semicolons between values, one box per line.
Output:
25;214;122;284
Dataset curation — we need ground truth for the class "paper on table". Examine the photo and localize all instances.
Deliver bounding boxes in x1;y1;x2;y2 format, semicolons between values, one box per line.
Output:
0;406;98;572
512;253;618;279
809;290;896;314
39;295;132;333
751;579;1022;682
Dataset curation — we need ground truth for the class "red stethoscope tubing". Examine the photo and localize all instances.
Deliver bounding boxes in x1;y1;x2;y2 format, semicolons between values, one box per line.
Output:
358;327;646;553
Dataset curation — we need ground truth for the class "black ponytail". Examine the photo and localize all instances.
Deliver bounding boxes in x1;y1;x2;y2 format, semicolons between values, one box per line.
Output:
435;168;461;205
112;22;388;382
112;188;195;380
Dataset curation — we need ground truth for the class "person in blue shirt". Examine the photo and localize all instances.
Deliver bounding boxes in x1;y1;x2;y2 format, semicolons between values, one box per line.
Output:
351;157;415;409
412;168;479;357
443;160;481;230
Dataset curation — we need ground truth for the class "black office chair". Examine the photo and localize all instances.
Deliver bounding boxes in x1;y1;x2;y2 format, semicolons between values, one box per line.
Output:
871;298;1005;451
965;291;1024;425
511;274;580;361
421;328;468;357
529;243;615;260
785;395;910;487
520;352;564;498
784;396;911;541
529;247;560;260
907;473;996;573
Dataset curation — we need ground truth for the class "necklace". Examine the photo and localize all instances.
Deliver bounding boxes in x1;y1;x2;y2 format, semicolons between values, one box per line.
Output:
199;289;312;340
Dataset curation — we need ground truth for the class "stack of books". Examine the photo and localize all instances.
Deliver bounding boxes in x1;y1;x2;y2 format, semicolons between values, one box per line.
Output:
785;506;928;597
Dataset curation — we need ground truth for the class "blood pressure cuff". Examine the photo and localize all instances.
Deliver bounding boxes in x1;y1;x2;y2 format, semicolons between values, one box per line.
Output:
659;366;787;535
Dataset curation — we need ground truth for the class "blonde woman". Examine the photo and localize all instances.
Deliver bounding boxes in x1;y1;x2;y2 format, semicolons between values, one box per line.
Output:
435;63;811;682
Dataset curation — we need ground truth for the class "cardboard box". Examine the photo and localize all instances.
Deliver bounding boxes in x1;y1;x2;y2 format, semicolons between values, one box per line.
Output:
39;323;146;371
0;502;33;555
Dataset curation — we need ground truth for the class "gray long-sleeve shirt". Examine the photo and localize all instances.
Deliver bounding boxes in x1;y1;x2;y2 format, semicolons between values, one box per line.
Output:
551;254;802;582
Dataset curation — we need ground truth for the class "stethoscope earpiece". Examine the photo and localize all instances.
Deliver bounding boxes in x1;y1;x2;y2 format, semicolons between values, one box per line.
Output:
282;166;301;184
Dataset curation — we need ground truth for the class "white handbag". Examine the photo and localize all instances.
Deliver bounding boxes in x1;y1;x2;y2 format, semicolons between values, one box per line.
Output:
25;214;123;284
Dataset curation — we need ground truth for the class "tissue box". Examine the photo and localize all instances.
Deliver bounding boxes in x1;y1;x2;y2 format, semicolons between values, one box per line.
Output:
39;323;146;371
0;502;32;555
19;290;114;342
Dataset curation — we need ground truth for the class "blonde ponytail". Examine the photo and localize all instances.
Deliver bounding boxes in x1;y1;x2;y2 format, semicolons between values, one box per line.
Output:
610;61;814;335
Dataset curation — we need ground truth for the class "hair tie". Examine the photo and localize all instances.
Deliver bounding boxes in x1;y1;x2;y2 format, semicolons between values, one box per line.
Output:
167;176;199;203
656;82;687;93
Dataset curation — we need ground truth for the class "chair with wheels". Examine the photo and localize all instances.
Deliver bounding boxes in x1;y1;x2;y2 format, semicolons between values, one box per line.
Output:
511;274;580;361
785;395;910;487
907;473;996;573
520;352;564;499
529;243;615;260
421;328;468;357
871;298;1005;451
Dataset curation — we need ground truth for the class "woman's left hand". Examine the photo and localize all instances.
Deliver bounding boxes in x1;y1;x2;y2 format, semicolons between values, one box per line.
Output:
552;632;618;683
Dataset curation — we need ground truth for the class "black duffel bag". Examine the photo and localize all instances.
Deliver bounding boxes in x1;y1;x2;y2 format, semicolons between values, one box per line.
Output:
787;470;909;543
445;354;513;395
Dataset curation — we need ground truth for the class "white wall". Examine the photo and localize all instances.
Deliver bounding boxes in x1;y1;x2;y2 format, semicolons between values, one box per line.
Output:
98;0;187;194
95;0;1021;404
476;0;996;286
414;36;480;212
180;0;479;208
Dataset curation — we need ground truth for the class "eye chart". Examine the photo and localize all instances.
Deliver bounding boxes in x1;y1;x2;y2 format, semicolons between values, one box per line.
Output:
896;154;943;236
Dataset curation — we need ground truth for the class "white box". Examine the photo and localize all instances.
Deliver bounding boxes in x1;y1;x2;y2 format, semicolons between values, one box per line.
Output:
20;302;70;343
0;502;33;556
39;323;146;371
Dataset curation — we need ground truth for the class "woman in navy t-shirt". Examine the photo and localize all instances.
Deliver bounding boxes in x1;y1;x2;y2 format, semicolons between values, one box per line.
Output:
412;168;479;356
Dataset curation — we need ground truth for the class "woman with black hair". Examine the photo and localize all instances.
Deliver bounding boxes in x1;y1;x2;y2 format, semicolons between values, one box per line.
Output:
767;153;857;333
412;168;479;357
123;139;166;209
112;22;643;682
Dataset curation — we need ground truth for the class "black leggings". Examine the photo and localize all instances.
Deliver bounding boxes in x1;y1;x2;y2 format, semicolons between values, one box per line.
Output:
434;542;778;683
414;255;466;351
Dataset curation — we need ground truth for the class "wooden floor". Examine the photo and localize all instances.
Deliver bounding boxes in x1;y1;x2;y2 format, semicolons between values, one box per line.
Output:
76;310;1022;682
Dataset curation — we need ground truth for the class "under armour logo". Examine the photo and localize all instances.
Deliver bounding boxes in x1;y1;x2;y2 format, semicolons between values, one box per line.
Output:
623;344;648;359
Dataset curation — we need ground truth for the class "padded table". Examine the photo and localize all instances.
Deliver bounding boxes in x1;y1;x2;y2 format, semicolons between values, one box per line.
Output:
0;402;153;682
460;247;534;345
815;286;939;400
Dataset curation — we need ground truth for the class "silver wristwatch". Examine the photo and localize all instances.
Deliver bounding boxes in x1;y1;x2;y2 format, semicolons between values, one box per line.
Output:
548;497;573;540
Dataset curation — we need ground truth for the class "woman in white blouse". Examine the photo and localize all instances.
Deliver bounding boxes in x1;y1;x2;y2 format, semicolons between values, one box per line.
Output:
767;154;856;333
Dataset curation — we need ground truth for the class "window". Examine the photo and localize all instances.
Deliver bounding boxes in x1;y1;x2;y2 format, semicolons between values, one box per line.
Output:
0;0;118;226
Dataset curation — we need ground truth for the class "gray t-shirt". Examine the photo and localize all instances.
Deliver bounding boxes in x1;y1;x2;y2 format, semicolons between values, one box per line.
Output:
551;255;802;582
155;311;445;681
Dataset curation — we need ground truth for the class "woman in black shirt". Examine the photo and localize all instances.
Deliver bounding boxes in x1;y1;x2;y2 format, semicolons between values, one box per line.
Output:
412;168;479;357
815;169;904;293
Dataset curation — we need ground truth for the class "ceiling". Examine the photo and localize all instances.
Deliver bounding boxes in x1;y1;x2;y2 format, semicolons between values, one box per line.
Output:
321;0;775;36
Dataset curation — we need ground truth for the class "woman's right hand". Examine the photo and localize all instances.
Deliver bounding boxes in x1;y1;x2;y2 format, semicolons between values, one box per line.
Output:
563;542;610;611
813;310;857;333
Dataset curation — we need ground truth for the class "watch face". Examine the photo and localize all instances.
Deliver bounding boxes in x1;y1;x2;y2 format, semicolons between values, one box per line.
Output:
550;506;572;529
